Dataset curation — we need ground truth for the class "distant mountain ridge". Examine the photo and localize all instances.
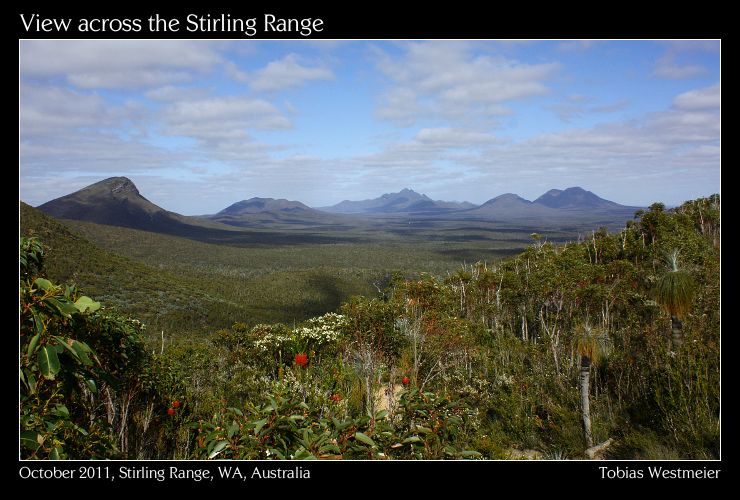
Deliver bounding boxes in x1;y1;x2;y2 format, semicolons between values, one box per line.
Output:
464;186;638;222
35;177;642;234
218;198;316;216
321;188;475;214
207;197;336;228
534;187;623;210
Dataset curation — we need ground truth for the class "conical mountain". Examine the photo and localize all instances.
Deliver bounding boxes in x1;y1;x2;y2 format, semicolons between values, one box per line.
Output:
37;177;209;234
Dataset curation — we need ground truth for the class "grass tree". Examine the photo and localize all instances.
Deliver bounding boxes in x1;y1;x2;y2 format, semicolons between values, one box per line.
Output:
575;322;609;450
654;250;696;351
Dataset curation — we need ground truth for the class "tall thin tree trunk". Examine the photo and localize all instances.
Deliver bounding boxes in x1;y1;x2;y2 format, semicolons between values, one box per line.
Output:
580;355;593;448
671;315;683;350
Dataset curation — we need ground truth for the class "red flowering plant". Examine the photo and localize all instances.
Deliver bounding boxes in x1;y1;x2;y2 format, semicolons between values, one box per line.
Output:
294;352;309;368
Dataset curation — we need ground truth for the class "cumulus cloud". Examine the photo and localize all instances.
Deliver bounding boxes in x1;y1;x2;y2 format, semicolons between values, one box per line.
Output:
549;97;629;122
673;83;720;110
653;55;707;79
414;128;498;148
163;96;290;137
373;41;559;125
249;54;333;91
556;40;597;52
21;85;117;134
652;41;718;80
20;40;223;89
351;83;719;206
145;85;212;101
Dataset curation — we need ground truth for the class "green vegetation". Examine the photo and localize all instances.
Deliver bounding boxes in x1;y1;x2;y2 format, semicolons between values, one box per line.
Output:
20;237;188;459
21;201;539;338
19;194;719;459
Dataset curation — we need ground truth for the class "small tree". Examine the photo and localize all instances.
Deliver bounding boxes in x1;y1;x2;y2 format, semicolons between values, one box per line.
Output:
575;322;609;450
654;250;696;350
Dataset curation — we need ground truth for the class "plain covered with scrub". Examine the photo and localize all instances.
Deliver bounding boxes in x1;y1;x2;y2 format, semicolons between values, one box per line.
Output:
19;195;719;459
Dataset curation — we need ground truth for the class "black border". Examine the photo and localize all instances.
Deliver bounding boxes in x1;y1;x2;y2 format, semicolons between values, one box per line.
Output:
16;4;724;492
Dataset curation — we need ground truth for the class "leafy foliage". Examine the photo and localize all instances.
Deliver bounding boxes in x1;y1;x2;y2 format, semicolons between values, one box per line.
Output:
19;194;719;459
19;237;190;459
654;250;696;318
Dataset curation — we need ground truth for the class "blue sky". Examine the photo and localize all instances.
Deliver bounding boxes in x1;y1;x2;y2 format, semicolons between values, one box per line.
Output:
20;40;720;214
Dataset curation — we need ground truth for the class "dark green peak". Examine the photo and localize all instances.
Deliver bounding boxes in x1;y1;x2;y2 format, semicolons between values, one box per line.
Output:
92;176;140;196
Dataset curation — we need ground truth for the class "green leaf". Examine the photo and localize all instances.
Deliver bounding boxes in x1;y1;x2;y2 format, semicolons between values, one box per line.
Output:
415;426;432;434
20;431;42;451
46;297;78;318
461;450;482;458
50;447;61;460
209;440;229;459
319;443;341;454
70;341;93;366
74;296;100;313
253;417;268;435
52;336;79;360
33;278;53;291
374;409;389;420
402;435;422;443
52;337;94;366
226;407;244;416
293;448;317;460
227;422;240;439
354;432;376;447
25;370;37;395
26;333;41;359
38;346;60;379
51;404;70;419
85;379;97;394
31;310;45;336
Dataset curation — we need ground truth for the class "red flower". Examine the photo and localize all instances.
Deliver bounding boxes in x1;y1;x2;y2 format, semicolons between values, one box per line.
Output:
294;352;308;368
167;408;176;416
172;400;181;408
402;376;411;386
329;393;342;403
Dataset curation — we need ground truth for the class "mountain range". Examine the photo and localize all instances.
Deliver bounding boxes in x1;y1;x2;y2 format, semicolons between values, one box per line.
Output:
320;188;475;214
34;177;642;234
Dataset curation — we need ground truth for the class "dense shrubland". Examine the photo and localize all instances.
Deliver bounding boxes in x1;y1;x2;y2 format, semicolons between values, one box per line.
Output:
19;195;719;459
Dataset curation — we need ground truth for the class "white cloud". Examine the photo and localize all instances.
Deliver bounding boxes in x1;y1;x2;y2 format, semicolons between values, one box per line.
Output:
373;41;559;125
145;85;212;101
651;41;718;80
20;85;117;134
557;40;597;52
673;83;720;110
375;87;421;126
653;55;707;79
249;54;333;92
162;96;291;144
415;128;498;148
350;83;719;206
20;40;222;89
549;97;629;122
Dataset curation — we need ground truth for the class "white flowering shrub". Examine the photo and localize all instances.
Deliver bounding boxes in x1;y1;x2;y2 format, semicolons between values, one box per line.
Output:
250;313;348;365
